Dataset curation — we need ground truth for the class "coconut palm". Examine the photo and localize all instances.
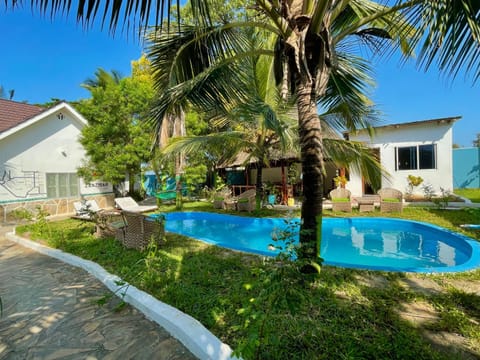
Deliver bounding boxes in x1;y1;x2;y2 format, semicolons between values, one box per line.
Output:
81;69;122;90
145;7;396;268
149;25;382;215
11;0;480;267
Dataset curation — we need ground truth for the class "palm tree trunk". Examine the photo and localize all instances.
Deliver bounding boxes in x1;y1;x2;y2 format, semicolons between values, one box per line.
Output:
296;77;325;263
255;165;264;210
173;110;186;210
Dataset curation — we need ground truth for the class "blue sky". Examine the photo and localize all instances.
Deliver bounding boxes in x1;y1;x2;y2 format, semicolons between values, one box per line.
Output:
0;6;478;147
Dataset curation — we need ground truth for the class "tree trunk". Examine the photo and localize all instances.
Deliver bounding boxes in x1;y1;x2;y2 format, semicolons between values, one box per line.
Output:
128;170;135;195
255;165;264;210
173;110;186;210
296;78;326;263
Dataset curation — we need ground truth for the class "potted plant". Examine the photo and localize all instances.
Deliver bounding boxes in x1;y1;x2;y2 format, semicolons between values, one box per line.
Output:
334;175;348;188
265;182;278;205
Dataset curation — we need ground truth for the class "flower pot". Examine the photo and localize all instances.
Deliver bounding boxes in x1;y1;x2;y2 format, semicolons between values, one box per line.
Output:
268;194;276;205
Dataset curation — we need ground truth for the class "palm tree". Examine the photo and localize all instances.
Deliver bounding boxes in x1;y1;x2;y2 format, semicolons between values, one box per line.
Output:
149;25;382;216
13;0;480;267
145;8;395;269
81;69;122;90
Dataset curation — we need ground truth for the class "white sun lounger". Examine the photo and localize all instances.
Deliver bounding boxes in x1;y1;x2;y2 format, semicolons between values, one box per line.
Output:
114;197;158;213
72;200;102;220
460;224;480;229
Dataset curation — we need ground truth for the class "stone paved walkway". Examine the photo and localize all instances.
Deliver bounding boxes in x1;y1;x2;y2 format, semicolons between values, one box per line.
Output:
0;226;197;360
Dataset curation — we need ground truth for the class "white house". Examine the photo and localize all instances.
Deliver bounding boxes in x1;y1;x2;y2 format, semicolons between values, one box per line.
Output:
346;116;460;197
0;99;114;221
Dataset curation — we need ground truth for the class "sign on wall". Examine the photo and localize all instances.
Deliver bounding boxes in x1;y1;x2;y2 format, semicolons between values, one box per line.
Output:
79;179;113;195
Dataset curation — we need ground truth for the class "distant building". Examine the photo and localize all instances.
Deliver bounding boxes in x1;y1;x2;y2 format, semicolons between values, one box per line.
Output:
0;99;114;222
346;116;460;196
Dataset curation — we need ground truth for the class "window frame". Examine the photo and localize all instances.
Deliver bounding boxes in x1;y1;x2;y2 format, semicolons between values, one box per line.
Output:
46;173;79;198
395;144;437;171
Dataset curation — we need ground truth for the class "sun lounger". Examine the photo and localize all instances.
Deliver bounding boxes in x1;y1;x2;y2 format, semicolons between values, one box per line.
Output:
72;200;102;220
114;196;158;213
460;224;480;229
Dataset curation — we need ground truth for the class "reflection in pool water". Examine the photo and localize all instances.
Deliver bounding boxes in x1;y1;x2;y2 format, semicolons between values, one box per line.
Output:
153;212;480;273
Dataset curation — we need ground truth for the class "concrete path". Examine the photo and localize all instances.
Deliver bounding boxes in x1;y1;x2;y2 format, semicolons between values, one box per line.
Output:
0;226;197;360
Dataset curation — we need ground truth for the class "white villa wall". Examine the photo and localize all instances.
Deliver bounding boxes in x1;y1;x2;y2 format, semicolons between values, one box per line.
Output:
0;106;113;204
0;111;84;202
347;121;454;197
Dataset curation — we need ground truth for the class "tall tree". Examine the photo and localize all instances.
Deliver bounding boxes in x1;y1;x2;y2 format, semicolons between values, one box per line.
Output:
151;26;381;213
76;59;155;194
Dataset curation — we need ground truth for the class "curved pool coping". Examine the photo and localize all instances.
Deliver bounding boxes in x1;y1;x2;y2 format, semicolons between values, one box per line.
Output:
159;212;480;274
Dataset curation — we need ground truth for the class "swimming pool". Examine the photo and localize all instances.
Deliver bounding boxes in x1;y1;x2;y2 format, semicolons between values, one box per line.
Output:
154;212;480;273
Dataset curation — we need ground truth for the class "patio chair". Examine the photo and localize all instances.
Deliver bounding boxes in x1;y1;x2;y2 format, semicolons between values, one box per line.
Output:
329;188;352;212
378;188;403;212
72;199;102;220
115;211;165;251
234;189;257;212
114;196;158;213
213;188;234;210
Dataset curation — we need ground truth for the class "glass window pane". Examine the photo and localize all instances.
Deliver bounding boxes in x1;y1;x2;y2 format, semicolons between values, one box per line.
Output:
397;146;417;170
69;173;79;196
46;173;57;198
419;144;436;169
58;174;68;197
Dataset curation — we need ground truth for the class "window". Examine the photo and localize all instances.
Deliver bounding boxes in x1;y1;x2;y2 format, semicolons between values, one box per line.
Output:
419;144;436;169
397;146;417;170
46;173;79;198
396;144;436;170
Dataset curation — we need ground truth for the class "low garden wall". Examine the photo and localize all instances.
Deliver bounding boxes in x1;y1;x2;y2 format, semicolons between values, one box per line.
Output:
0;193;115;223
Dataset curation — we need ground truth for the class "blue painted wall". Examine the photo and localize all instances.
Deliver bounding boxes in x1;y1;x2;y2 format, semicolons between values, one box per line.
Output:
453;147;480;189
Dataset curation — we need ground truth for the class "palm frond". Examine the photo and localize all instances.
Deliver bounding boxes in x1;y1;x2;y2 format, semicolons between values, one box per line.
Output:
333;0;416;57
404;0;480;81
323;138;384;190
8;0;177;33
319;52;380;133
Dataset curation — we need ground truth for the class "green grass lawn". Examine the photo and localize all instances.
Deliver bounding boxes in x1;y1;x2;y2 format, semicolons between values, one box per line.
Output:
16;203;480;359
454;188;480;203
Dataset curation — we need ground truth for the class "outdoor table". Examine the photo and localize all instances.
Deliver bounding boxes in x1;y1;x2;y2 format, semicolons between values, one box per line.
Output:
356;196;376;212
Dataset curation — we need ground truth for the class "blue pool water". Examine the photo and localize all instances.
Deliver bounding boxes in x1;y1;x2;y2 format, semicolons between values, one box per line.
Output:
153;212;480;273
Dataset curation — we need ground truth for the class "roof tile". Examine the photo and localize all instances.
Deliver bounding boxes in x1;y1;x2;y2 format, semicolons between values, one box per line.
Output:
0;99;45;134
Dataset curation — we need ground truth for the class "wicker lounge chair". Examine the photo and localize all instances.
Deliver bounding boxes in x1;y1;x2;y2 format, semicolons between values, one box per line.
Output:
213;188;234;209
234;189;257;212
329;188;352;212
378;188;403;212
114;196;158;213
115;211;165;251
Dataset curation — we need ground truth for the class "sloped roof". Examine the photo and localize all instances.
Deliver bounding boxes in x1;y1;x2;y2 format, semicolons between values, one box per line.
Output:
218;149;299;169
344;116;461;137
0;99;44;133
0;101;88;141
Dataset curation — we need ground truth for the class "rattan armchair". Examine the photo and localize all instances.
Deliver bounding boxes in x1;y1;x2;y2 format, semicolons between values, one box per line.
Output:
235;189;257;212
378;188;403;212
213;188;233;209
329;188;352;212
116;211;165;251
